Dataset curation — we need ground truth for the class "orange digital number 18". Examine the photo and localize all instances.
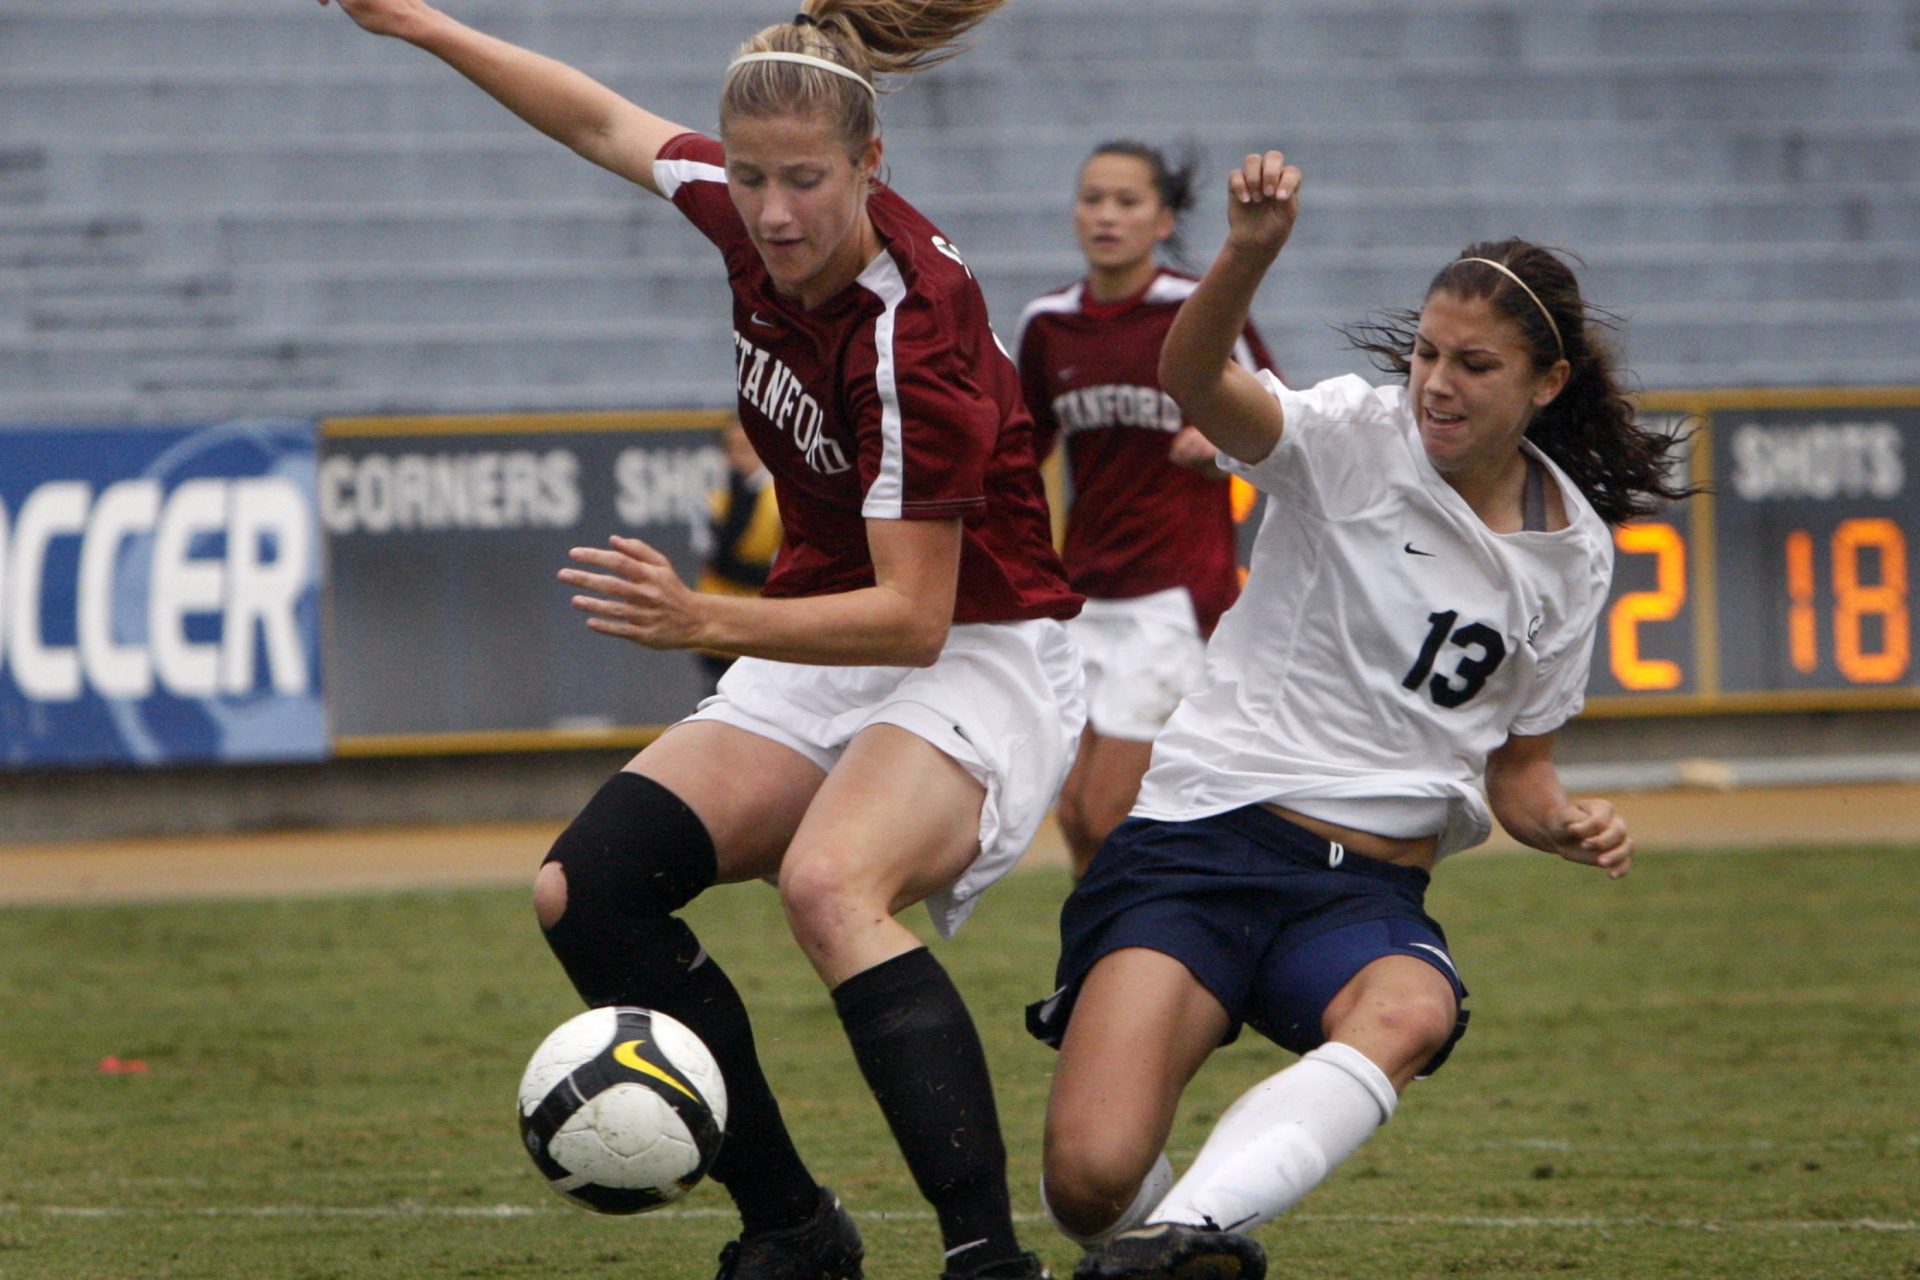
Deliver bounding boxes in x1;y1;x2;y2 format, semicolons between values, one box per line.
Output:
1784;518;1910;683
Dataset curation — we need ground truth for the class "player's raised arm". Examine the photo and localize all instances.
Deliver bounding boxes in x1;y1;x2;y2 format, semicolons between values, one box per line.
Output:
314;0;690;195
1159;150;1301;464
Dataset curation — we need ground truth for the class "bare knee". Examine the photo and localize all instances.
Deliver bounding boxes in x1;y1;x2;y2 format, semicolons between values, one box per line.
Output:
533;861;568;931
1043;1126;1152;1239
778;858;880;954
1383;991;1458;1062
1332;990;1456;1086
1323;957;1461;1087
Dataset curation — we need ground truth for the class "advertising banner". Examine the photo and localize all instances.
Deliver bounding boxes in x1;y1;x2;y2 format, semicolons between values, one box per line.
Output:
321;411;734;747
0;420;326;767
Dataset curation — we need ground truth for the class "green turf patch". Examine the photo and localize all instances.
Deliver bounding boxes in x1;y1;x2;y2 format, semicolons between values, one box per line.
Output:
1;844;1914;1278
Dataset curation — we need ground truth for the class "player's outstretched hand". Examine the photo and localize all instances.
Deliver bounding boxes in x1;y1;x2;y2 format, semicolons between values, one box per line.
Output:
560;535;708;651
1545;797;1633;879
1225;150;1302;259
314;0;432;40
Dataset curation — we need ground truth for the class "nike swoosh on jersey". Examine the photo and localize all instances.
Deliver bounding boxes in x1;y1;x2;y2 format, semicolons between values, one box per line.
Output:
1404;542;1438;557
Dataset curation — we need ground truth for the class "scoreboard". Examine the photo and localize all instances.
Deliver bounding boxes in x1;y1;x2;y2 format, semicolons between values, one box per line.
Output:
1584;387;1918;716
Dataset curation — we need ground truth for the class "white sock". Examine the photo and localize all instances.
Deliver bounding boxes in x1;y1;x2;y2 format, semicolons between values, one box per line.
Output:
1044;1151;1174;1248
1151;1042;1398;1232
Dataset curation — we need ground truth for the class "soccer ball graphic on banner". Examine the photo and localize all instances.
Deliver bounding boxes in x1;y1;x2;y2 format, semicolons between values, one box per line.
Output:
517;1006;728;1214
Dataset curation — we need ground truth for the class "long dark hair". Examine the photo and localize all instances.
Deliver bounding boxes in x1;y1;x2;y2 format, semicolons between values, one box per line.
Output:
1341;238;1696;525
1082;138;1201;263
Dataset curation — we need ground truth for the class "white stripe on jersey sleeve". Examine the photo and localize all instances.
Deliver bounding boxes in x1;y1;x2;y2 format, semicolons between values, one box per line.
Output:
1144;272;1260;370
1144;271;1196;306
652;156;727;199
857;252;911;519
1011;282;1083;361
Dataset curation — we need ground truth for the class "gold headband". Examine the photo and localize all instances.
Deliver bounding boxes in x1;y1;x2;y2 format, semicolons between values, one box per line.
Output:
1460;257;1564;359
726;51;877;100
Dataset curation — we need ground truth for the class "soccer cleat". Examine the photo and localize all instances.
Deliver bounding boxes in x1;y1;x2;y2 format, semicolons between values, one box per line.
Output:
941;1248;1053;1280
714;1186;865;1280
1070;1222;1266;1280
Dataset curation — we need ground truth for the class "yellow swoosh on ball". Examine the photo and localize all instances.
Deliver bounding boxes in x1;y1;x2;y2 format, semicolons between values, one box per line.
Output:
612;1039;699;1102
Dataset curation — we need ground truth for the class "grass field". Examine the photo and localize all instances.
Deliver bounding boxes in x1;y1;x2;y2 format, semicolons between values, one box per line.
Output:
1;842;1915;1279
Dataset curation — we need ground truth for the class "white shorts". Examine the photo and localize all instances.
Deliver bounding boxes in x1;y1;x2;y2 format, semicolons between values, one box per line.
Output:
1065;588;1208;742
684;618;1086;938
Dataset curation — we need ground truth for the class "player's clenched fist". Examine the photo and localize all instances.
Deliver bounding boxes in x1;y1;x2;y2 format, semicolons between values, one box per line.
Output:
1224;150;1301;259
1544;797;1634;879
314;0;432;41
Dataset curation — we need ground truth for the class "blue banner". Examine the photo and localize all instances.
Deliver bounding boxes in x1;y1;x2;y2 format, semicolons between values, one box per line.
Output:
0;420;326;767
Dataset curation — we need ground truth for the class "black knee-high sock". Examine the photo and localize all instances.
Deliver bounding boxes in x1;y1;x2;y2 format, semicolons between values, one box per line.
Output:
664;945;823;1233
831;947;1021;1267
545;914;819;1233
541;775;818;1234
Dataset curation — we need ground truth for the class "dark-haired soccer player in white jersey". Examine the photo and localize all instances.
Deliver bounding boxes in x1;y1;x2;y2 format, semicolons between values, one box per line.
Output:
1029;151;1696;1280
1015;141;1276;879
312;2;1078;1277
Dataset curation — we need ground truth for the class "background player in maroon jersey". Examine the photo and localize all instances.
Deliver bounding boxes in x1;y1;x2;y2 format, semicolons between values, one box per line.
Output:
313;2;1081;1277
1015;141;1276;878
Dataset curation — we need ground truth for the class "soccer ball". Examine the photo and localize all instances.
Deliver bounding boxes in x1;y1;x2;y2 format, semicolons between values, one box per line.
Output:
517;1006;728;1214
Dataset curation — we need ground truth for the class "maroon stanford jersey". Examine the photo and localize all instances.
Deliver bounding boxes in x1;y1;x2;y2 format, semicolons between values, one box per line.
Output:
653;133;1079;627
1014;270;1274;634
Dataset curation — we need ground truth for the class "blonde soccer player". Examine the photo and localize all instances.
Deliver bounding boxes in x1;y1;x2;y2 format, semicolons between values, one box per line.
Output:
313;2;1084;1276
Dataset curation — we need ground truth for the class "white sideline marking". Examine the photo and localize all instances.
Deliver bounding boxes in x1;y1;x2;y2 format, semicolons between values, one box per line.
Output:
1;1205;1912;1232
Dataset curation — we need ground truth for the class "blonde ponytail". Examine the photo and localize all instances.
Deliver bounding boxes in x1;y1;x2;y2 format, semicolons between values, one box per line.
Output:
722;0;1011;150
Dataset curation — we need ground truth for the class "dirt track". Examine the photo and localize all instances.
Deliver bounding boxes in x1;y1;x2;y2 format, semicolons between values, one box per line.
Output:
1;781;1916;907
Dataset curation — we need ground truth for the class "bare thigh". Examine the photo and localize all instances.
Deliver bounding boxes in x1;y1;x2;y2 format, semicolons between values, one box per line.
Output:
628;720;828;884
778;723;987;985
1058;729;1155;873
1046;947;1231;1195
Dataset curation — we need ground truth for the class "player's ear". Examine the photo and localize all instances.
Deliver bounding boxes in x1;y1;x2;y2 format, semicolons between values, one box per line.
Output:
1532;357;1571;409
858;134;882;183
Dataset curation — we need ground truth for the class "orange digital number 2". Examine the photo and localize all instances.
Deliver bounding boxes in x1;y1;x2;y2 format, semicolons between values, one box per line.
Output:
1608;523;1687;691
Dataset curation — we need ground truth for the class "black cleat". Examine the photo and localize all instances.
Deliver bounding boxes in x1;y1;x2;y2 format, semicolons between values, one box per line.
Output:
942;1248;1053;1280
714;1186;864;1280
1071;1222;1265;1280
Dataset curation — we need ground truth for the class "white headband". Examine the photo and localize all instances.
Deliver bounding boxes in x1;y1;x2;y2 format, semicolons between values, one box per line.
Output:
726;51;877;100
1460;257;1565;358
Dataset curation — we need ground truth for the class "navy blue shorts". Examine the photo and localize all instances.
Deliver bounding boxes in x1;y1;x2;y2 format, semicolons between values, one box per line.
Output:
1026;806;1471;1076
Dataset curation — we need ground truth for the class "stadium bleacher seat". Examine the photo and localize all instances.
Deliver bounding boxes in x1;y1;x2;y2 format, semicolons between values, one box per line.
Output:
3;0;1918;421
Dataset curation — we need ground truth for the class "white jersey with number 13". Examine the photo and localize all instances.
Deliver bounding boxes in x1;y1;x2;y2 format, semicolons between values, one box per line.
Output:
1133;373;1615;859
